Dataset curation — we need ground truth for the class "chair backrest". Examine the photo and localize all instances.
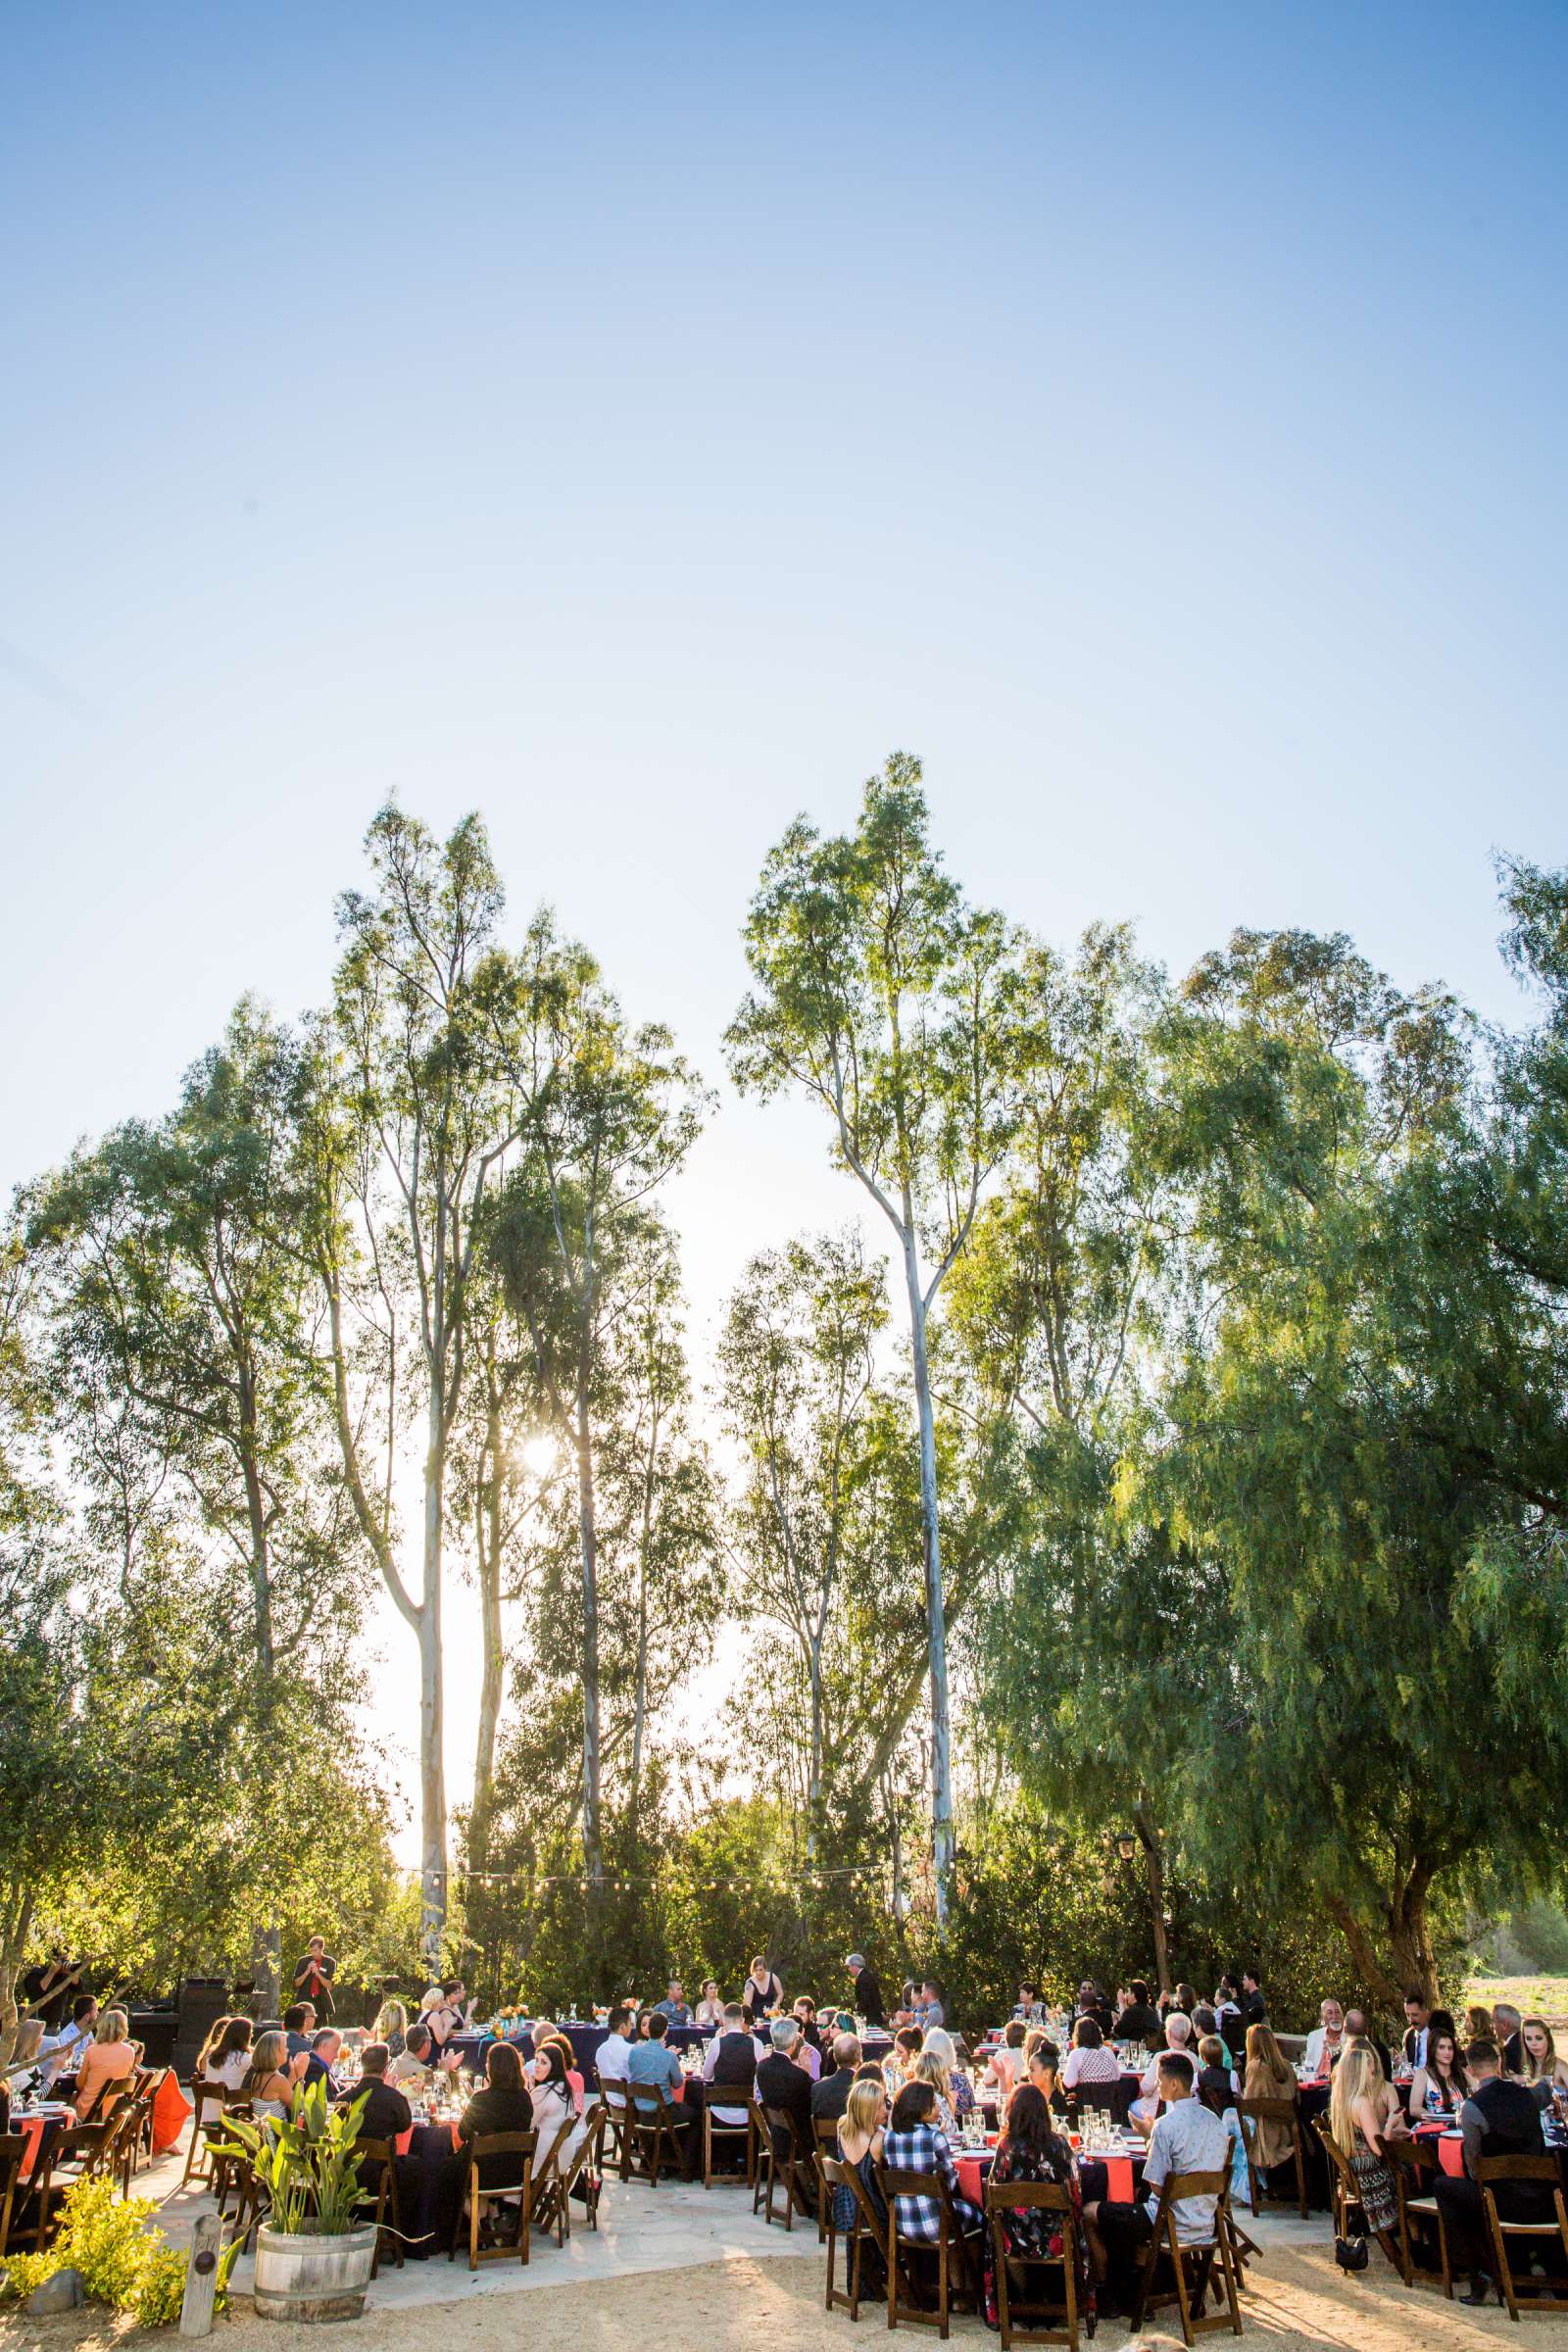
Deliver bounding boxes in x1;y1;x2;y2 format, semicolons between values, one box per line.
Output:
814;2116;841;2152
1150;2168;1228;2243
560;2103;604;2188
81;2072;134;2122
764;2101;810;2161
597;2076;631;2117
50;2124;115;2177
356;2135;394;2174
983;2178;1071;2217
881;2163;967;2243
1477;2154;1561;2187
465;2128;536;2193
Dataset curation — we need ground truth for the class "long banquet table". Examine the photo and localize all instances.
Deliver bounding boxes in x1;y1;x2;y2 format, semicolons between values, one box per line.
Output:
449;2021;893;2078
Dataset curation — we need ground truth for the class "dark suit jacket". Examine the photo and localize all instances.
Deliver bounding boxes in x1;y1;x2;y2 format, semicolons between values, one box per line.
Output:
853;1968;886;2027
340;2078;412;2147
756;2051;813;2153
810;2068;855;2122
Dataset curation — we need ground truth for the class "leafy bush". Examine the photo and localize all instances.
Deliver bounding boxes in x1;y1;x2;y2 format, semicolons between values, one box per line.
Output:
0;2175;188;2328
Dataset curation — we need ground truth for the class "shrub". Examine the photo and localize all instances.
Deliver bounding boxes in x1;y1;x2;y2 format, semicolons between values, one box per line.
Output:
0;2174;188;2328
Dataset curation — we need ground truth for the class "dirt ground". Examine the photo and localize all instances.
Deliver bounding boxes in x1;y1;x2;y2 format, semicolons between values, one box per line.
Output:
6;2237;1568;2352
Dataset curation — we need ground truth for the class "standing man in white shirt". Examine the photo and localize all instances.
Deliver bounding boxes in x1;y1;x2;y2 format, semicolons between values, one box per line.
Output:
1084;2053;1228;2314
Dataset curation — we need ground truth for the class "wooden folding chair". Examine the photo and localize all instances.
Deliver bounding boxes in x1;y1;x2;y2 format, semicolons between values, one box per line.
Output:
1385;2137;1450;2295
813;2117;844;2240
1235;2097;1308;2221
1478;2153;1568;2324
0;2137;29;2260
819;2153;881;2320
703;2091;755;2188
1128;2170;1242;2346
751;2097;773;2216
626;2085;694;2184
1313;2117;1401;2276
761;2102;817;2230
597;2076;634;2180
545;2101;606;2238
78;2071;133;2126
879;2165;982;2339
179;2079;231;2189
985;2179;1080;2350
523;2114;574;2242
355;2138;404;2278
447;2128;535;2271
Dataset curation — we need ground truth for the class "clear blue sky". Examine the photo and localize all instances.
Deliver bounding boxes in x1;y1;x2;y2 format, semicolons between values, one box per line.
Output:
4;1;1563;1840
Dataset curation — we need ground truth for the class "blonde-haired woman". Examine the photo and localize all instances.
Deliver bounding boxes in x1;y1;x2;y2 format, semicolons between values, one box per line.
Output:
1329;2040;1398;2257
242;2030;294;2120
74;2008;137;2121
912;2048;959;2137
375;1998;409;2058
834;2076;889;2243
1520;2018;1568;2096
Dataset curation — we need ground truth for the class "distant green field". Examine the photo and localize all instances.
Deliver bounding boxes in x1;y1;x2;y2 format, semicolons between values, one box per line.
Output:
1465;1974;1568;2027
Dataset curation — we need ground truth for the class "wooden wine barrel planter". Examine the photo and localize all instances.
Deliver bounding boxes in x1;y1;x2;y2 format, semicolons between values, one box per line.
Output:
252;2224;377;2322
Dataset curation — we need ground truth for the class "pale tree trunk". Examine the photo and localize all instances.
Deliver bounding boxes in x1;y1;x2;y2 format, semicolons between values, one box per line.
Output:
806;1639;824;1859
903;1246;955;1926
0;1888;34;2069
576;1401;603;1885
1133;1799;1171;1997
418;1385;448;1965
470;1363;506;1874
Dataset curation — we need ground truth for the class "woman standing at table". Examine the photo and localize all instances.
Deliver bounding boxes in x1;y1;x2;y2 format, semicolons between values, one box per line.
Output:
1519;2018;1568;2098
981;2082;1091;2330
1409;2027;1470;2118
742;1958;783;2023
1328;2042;1399;2262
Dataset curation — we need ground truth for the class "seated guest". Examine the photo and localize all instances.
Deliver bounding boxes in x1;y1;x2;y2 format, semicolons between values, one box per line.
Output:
742;1956;784;2022
694;1981;725;2031
792;1995;823;2053
388;2022;452;2086
988;2082;1089;2314
282;2003;315;2060
922;2028;973;2118
296;2027;342;2092
913;1981;946;2032
1492;2002;1526;2077
1302;1998;1347;2078
336;2041;413;2180
882;2025;923;2099
1013;1983;1045;2024
1410;2026;1471;2118
1129;2013;1198;2131
538;2031;585;2113
1061;2016;1121;2093
528;2040;589;2170
702;2001;759;2125
1401;1989;1431;2072
1462;2002;1494;2050
985;2018;1028;2097
374;1999;409;2059
834;2075;889;2231
433;2043;535;2249
654;1981;692;2027
1344;2009;1394;2083
242;2030;294;2120
595;2006;636;2086
1113;1981;1162;2048
756;2017;816;2185
200;2019;255;2121
882;2078;982;2244
912;2048;960;2137
626;2012;698;2178
1435;2039;1551;2307
1519;2016;1568;2100
1084;2054;1227;2314
74;2008;137;2121
1195;2034;1238;2116
1025;2037;1061;2108
40;1995;100;2090
811;2033;863;2121
428;1980;473;2050
1328;2043;1400;2265
1241;2024;1300;2182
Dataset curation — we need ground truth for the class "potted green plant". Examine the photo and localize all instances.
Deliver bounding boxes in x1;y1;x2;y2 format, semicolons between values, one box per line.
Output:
217;2079;378;2322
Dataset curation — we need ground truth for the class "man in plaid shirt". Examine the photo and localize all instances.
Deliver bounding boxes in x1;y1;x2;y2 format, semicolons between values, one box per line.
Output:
883;2081;984;2243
